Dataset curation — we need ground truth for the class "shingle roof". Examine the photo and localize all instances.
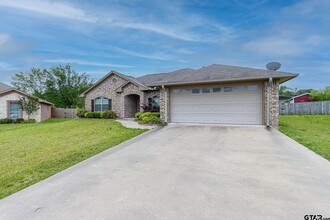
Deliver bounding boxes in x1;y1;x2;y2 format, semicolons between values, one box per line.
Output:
136;64;298;86
0;82;52;105
0;82;13;92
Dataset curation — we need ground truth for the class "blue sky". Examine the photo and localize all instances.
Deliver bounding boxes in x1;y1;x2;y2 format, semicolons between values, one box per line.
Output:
0;0;329;89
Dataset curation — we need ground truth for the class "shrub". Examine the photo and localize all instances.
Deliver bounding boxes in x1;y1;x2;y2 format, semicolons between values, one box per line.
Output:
15;118;25;123
136;112;162;125
93;112;101;118
101;110;117;119
25;119;36;123
84;112;94;118
135;112;143;119
141;115;162;125
0;118;14;124
76;107;87;118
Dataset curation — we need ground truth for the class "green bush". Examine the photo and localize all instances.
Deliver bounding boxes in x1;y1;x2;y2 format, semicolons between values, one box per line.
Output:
135;112;143;119
101;110;117;119
76;107;87;118
136;112;162;125
84;112;94;118
15;118;25;123
0;118;14;124
25;119;36;123
93;112;101;118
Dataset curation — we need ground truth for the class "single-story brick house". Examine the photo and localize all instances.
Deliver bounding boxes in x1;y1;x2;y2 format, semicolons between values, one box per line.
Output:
0;82;52;122
80;64;298;126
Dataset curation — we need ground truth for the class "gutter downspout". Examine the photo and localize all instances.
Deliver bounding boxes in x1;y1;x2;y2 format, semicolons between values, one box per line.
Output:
266;77;273;127
162;85;168;123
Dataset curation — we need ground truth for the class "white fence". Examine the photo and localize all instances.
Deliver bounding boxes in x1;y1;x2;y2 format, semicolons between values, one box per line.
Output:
280;101;330;115
52;108;77;118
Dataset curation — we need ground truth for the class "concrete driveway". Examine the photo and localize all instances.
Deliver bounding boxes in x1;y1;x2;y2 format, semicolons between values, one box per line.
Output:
1;125;330;220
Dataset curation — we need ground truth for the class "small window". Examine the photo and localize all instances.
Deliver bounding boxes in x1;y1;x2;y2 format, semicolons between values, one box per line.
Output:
234;86;245;92
202;88;210;93
192;88;200;94
173;89;181;94
213;87;221;93
224;87;233;92
182;89;190;94
247;85;258;91
9;102;21;119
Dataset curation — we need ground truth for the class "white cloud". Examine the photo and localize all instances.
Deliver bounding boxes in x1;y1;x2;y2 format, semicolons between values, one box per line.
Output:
44;59;135;68
0;0;232;42
110;46;172;60
0;33;10;46
244;35;324;56
0;61;17;70
0;0;96;22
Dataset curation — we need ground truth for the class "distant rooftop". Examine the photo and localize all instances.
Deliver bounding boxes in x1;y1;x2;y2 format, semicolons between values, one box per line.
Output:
0;82;13;92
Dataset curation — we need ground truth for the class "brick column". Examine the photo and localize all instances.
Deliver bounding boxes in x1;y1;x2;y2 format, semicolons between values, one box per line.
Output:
159;87;170;123
264;80;279;127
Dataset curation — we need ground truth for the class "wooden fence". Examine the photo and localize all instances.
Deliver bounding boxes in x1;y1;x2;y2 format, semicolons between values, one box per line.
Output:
52;108;77;118
280;101;330;115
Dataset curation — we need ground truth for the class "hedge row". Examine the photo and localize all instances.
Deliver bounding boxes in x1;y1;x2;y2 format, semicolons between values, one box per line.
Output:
76;108;118;119
0;118;36;124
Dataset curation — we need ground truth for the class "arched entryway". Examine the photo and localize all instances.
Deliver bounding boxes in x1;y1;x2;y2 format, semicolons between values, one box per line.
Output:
124;94;140;118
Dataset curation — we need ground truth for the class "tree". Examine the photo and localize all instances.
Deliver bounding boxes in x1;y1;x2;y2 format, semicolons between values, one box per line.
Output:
310;86;330;101
18;96;40;119
279;86;312;96
12;65;93;108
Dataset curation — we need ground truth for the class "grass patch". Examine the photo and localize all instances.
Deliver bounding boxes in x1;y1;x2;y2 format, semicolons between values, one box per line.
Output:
0;118;146;199
279;115;330;161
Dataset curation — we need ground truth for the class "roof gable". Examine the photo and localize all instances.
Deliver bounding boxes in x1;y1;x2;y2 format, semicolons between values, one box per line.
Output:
80;70;150;96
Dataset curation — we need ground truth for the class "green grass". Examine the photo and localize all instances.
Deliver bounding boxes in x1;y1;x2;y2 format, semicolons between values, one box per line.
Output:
0;118;146;199
279;115;330;161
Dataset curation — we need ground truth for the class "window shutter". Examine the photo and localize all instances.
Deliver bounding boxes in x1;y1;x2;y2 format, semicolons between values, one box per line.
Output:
109;99;112;110
91;100;94;112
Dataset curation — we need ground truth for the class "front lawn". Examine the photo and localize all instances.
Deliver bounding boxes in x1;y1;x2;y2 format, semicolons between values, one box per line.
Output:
279;115;330;161
0;118;146;199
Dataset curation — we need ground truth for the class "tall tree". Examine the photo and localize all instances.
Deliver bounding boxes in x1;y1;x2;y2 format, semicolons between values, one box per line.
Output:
12;65;93;108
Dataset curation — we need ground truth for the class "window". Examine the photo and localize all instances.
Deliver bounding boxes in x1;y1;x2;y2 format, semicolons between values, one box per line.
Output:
182;89;190;94
247;85;258;91
148;95;160;112
94;97;110;112
224;87;233;92
202;88;210;93
173;89;181;94
9;102;21;119
192;88;200;94
234;86;245;92
213;87;221;93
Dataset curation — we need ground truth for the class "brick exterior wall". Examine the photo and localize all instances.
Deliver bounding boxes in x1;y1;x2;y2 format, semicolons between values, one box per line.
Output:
263;80;279;127
84;73;160;118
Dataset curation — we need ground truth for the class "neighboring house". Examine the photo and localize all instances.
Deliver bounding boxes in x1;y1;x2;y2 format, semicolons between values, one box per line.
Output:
80;64;298;126
290;93;311;103
0;82;52;122
279;95;292;113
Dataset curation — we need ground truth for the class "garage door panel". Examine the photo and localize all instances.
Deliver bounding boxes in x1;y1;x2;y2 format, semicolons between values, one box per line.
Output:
170;83;262;125
171;104;261;113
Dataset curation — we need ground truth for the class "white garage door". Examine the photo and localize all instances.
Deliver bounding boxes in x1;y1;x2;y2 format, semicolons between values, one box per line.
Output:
170;83;263;125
